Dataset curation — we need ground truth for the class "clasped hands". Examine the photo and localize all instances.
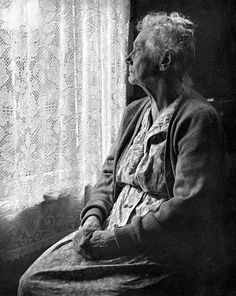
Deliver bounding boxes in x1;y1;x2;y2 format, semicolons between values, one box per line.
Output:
72;215;121;260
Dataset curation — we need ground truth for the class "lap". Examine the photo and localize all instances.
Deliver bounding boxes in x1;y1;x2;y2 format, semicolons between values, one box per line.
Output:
17;231;198;296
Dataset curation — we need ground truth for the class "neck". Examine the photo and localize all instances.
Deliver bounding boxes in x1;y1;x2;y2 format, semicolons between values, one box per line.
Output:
138;76;181;121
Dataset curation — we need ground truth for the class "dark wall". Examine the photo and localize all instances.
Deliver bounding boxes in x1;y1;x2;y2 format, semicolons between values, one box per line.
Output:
127;0;236;103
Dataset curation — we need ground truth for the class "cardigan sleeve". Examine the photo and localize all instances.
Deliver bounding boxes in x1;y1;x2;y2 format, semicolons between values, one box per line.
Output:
114;106;227;254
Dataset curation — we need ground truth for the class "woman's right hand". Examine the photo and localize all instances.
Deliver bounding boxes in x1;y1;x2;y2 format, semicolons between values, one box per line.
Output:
72;216;102;258
82;215;101;229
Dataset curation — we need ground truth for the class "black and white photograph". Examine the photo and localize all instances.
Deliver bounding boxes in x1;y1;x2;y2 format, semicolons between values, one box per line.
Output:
0;0;235;295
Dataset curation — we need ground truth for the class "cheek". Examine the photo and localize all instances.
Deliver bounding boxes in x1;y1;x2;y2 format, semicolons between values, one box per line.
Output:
135;59;153;81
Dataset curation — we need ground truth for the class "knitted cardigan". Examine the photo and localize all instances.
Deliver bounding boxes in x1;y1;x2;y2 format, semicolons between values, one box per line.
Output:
81;86;228;269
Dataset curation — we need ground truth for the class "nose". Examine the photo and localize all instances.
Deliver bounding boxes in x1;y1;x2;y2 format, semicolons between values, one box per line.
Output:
126;52;133;65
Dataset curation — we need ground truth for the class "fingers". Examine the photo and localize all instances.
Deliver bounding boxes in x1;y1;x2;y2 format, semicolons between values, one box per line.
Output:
73;228;119;260
90;230;103;241
72;227;95;259
73;229;105;259
95;230;123;259
86;231;106;259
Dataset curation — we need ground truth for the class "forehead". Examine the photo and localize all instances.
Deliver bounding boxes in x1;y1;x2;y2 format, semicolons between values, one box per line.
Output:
134;30;148;47
134;28;160;48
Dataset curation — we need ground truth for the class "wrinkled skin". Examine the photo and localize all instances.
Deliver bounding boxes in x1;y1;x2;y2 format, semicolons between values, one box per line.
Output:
72;216;121;260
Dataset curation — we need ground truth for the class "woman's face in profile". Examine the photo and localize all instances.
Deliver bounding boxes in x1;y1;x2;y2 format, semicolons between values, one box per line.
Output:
126;29;160;86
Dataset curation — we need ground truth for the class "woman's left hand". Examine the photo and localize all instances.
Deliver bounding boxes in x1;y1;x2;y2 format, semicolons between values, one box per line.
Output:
88;230;122;260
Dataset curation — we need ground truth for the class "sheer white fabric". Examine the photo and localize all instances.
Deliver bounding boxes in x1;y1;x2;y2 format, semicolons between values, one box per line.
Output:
0;0;130;260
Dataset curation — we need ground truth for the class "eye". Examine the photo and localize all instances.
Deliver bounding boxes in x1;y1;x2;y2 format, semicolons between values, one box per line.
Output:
134;47;141;56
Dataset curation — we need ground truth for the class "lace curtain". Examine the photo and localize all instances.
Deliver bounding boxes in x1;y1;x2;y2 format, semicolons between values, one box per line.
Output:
0;0;130;260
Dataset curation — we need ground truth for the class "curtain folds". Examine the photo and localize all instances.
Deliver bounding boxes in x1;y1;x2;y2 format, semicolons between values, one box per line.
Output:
0;0;130;260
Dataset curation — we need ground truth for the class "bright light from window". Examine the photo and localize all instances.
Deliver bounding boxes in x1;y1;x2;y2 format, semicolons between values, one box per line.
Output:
0;0;40;30
26;0;40;28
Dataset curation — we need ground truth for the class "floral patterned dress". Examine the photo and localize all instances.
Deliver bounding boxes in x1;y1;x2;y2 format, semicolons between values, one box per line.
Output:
105;100;179;230
18;99;187;296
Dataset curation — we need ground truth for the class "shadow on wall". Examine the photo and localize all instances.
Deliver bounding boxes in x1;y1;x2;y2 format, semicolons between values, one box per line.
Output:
0;189;85;296
127;0;236;104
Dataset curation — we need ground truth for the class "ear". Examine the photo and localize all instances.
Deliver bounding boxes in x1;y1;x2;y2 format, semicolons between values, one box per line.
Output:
159;52;172;71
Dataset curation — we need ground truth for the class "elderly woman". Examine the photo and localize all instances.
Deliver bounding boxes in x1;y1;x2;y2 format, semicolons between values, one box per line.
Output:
18;12;228;296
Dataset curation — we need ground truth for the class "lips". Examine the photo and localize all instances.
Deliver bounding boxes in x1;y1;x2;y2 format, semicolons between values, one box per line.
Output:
129;67;134;73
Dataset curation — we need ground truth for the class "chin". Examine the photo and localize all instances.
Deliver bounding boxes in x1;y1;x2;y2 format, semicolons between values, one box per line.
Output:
128;75;138;85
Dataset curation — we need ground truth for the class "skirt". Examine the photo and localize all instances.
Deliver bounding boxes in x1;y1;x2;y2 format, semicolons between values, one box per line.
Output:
17;231;198;296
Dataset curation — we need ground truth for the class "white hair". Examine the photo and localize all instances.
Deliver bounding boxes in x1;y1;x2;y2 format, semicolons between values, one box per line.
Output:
137;12;195;81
